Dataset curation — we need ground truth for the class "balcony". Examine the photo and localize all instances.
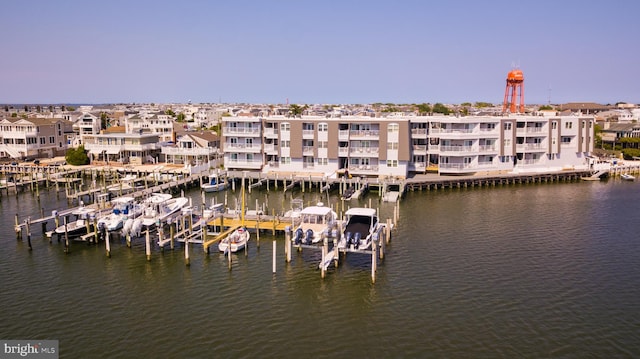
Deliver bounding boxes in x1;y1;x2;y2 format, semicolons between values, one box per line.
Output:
349;147;379;156
412;144;427;154
411;128;428;138
349;164;379;173
263;144;277;154
338;147;349;156
302;129;314;139
264;128;278;138
478;145;497;152
225;159;263;170
303;146;314;156
224;127;261;136
161;146;217;156
349;130;379;139
516;143;545;152
225;143;262;153
338;130;350;140
439;145;475;153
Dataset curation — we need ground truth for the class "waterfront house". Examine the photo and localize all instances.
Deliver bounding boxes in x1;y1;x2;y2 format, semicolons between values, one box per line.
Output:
161;131;221;171
0;117;73;159
82;131;161;165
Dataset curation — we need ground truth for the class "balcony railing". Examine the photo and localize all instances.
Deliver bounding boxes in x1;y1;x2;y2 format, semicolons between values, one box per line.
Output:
338;147;349;156
478;145;497;152
224;127;261;135
349;130;379;137
349;147;379;155
225;143;262;151
440;145;475;152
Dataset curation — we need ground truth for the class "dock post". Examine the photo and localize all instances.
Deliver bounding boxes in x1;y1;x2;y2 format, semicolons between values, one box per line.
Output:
170;220;175;250
64;217;70;254
379;230;385;260
228;238;232;270
272;240;276;274
93;215;99;244
185;237;190;266
321;237;327;279
371;239;377;283
285;226;291;263
386;219;392;244
26;218;32;250
105;230;111;258
15;214;22;240
256;215;260;249
145;229;151;261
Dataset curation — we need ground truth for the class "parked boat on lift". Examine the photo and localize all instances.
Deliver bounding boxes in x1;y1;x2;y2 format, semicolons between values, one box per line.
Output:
291;202;338;245
54;206;97;238
338;207;385;251
97;196;142;232
201;176;228;192
621;173;636;181
140;194;189;229
218;226;250;253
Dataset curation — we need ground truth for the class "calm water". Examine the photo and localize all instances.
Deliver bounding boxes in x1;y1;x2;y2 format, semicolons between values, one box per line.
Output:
1;179;639;358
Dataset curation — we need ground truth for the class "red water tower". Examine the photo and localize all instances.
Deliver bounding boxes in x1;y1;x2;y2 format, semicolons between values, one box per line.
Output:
502;69;525;113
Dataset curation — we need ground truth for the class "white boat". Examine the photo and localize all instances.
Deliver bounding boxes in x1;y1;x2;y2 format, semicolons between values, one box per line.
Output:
54;207;97;238
218;226;250;253
201;176;228;192
283;198;304;220
140;194;189;228
621;173;635;181
337;207;385;251
97;196;141;231
291;202;338;245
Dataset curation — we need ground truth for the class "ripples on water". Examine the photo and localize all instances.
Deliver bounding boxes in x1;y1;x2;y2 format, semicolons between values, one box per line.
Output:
1;181;639;357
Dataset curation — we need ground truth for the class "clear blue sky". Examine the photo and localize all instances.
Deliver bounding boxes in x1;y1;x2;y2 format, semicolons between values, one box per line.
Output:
1;0;638;105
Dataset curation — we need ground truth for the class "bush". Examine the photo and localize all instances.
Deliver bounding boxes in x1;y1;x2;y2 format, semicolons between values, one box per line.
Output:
65;145;90;165
621;148;640;160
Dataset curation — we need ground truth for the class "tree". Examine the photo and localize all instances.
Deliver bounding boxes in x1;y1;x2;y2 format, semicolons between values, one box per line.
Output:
65;145;90;165
165;109;176;117
3;105;8;112
474;102;493;108
460;102;472;107
36;105;41;113
100;112;109;129
432;103;450;115
415;103;432;115
538;105;554;111
289;104;303;117
176;113;186;122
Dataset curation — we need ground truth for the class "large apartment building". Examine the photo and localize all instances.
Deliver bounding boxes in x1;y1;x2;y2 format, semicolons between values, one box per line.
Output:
222;114;594;178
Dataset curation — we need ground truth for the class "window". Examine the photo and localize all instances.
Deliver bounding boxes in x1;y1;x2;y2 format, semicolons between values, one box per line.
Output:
504;139;511;146
318;158;328;165
387;160;398;167
281;140;290;148
39;137;45;145
318;141;328;148
280;157;291;164
388;123;399;133
280;123;290;132
387;142;398;150
561;137;571;143
565;122;573;129
318;123;328;132
49;136;55;144
504;123;512;130
552;121;557;130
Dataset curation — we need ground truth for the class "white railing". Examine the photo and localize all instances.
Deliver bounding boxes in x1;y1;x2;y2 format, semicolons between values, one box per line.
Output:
411;128;427;135
349;130;380;137
431;128;474;134
302;130;314;137
161;147;216;156
338;147;349;155
439;163;475;170
350;147;379;154
224;127;261;135
303;146;314;154
478;145;497;152
440;145;475;152
412;144;427;151
225;143;262;151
